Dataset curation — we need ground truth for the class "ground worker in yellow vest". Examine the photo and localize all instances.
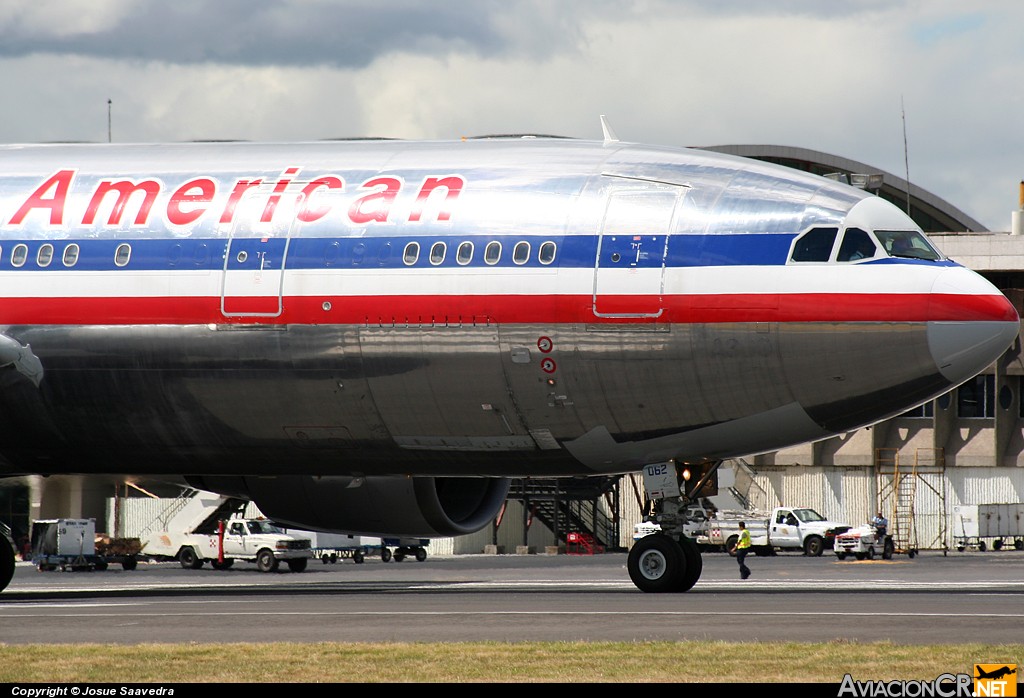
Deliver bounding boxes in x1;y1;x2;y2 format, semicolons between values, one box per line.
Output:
731;521;752;580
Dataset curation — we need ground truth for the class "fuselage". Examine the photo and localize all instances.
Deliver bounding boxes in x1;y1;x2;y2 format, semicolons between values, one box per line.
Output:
0;138;1016;477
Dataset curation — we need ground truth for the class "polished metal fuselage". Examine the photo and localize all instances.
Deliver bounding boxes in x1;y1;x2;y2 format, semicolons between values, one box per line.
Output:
0;139;1014;477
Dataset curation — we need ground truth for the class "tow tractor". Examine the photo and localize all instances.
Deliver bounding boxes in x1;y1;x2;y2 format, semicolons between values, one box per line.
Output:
834;524;898;560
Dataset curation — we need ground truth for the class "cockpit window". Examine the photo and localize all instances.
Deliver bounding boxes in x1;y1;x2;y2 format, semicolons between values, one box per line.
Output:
875;230;942;261
790;227;838;262
836;228;877;262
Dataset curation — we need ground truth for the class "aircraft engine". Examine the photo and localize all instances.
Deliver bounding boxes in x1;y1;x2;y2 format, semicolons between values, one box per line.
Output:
185;475;510;537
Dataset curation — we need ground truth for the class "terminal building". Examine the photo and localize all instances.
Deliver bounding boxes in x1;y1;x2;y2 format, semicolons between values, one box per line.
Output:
2;145;1023;557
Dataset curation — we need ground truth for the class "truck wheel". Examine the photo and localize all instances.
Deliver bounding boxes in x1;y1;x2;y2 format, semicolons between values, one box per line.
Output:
256;549;279;573
353;550;365;564
178;547;203;570
803;535;824;557
381;548;392;563
627;534;686;593
210;559;233;570
1015;539;1024;551
726;535;739;557
121;557;138;571
836;552;847;560
979;541;987;552
287;558;307;573
993;539;1003;551
94;560;108;571
393;551;406;562
864;546;874;560
415;547;427;562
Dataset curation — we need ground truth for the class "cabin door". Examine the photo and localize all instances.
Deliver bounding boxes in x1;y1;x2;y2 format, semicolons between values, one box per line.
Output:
593;182;685;318
220;182;297;319
221;236;290;317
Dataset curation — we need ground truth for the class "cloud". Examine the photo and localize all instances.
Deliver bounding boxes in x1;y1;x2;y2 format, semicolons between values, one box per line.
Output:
1;1;1023;228
0;0;599;68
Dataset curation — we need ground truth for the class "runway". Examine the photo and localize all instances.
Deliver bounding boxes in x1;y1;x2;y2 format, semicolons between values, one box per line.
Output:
2;550;1023;644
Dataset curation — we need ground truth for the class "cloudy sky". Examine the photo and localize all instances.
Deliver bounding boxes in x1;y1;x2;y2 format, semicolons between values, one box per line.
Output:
1;1;1021;230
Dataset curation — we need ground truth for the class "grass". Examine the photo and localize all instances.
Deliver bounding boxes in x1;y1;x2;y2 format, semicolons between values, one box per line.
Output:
0;641;1020;683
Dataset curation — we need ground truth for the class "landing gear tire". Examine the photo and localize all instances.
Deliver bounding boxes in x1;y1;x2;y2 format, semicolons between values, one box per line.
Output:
675;536;702;592
628;534;685;593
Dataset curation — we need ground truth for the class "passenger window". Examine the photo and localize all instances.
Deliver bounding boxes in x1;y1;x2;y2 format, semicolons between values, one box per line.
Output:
403;241;420;265
456;241;473;265
11;244;27;268
790;228;838;262
37;244;53;267
513;241;530;265
539;241;556;265
836;228;876;262
193;242;209;267
62;244;80;267
429;241;446;265
324;241;341;265
115;243;131;267
484;241;502;265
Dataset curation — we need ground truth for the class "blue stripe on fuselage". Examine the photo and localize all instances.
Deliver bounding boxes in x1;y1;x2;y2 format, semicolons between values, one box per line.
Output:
0;233;956;271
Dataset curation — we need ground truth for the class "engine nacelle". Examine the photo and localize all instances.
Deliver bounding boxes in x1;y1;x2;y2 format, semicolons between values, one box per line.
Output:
185;475;510;538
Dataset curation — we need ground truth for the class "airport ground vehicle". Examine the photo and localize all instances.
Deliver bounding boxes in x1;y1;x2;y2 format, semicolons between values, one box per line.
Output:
384;538;430;562
707;507;849;556
31;518;141;571
954;504;1024;552
834;524;898;560
143;516;312;572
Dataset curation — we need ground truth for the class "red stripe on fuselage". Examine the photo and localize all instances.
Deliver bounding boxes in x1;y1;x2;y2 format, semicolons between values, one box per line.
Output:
0;293;1014;325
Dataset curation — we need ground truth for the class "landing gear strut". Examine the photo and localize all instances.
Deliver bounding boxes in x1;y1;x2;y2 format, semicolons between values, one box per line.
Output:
627;460;718;593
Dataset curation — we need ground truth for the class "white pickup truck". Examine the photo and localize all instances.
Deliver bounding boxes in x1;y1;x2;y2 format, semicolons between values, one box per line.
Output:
144;516;313;572
708;507;850;557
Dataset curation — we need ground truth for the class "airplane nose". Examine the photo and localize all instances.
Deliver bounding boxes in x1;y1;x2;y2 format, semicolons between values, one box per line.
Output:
927;267;1020;384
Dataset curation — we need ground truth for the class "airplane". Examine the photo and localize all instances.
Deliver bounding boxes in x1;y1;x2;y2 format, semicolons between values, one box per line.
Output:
975;666;1017;681
0;128;1017;594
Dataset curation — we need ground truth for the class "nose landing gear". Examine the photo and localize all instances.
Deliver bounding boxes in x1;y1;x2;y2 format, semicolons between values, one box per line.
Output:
627;460;717;593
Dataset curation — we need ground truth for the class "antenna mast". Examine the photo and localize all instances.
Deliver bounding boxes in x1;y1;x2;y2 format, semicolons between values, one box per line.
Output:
901;96;911;216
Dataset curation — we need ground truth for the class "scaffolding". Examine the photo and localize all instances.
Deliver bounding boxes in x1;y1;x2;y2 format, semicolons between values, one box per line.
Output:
875;447;947;554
